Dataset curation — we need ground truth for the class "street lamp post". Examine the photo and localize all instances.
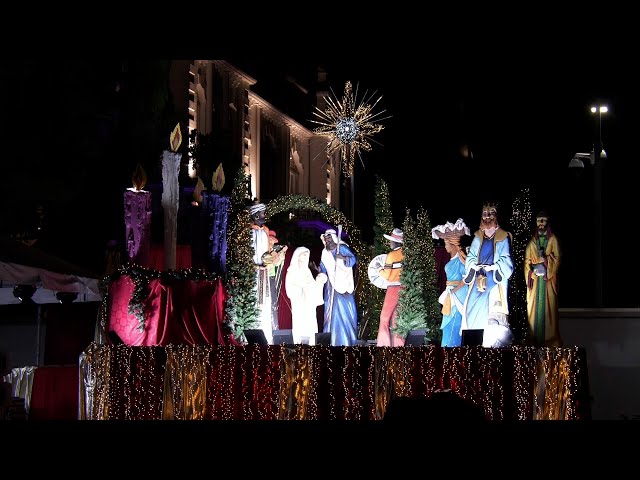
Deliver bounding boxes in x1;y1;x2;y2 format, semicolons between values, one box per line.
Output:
568;105;607;308
592;105;606;308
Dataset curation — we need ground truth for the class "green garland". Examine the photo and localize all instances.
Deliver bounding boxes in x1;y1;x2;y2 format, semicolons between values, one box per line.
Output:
265;194;370;331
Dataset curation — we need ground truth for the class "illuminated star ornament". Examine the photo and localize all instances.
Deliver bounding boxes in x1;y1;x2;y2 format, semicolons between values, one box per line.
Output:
312;80;388;177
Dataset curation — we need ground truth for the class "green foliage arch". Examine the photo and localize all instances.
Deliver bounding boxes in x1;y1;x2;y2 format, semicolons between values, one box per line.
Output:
266;194;369;331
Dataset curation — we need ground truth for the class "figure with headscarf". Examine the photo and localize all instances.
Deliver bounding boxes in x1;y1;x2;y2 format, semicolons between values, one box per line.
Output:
285;247;327;345
248;201;274;344
525;211;562;347
319;228;358;346
462;202;514;348
432;219;471;347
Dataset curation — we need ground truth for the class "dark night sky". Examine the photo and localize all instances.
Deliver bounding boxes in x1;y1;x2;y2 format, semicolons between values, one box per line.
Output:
230;57;635;220
208;57;640;308
1;56;638;307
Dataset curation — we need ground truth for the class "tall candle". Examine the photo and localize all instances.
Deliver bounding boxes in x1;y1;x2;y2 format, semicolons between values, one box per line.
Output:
161;124;183;271
201;191;229;274
161;150;181;270
124;163;152;267
124;188;152;266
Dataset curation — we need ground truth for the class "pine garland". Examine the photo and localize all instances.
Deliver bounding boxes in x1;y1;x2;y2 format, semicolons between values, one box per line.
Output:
364;175;395;338
394;207;441;342
100;264;222;332
225;168;260;339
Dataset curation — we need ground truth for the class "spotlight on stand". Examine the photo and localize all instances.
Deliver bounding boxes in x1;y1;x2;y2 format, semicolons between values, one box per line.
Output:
13;284;37;304
56;292;78;304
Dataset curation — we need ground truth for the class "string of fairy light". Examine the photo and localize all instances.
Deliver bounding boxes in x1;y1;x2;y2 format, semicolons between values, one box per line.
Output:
226;168;260;338
79;344;588;420
241;346;251;420
257;346;277;419
513;346;537;420
509;187;533;343
100;264;222;333
535;346;584;420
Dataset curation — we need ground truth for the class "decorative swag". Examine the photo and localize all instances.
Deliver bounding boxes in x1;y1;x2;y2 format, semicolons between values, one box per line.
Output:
79;344;590;420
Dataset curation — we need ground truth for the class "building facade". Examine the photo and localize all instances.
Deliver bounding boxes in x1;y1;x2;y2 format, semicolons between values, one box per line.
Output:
171;60;340;207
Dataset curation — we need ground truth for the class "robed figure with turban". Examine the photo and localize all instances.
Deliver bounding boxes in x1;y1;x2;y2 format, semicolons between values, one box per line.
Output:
248;201;273;344
319;228;358;346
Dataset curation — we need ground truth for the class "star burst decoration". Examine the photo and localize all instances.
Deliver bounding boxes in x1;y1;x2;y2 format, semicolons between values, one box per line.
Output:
312;81;388;177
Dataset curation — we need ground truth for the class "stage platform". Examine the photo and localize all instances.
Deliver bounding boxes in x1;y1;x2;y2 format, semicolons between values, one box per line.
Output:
79;343;590;420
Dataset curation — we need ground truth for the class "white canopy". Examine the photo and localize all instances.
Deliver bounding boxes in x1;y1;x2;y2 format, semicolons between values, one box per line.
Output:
0;238;102;305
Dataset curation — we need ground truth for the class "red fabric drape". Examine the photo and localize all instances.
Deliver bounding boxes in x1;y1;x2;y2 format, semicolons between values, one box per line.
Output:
434;246;450;295
81;345;591;421
44;303;99;365
108;276;230;346
147;244;192;270
277;246;295;330
29;366;78;420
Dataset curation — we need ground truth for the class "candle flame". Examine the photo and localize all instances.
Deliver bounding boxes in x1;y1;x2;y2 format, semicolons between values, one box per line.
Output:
194;177;204;203
170;123;182;152
132;163;147;191
212;163;225;192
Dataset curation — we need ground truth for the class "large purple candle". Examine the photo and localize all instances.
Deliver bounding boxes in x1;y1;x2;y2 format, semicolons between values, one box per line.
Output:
124;188;152;266
201;192;229;274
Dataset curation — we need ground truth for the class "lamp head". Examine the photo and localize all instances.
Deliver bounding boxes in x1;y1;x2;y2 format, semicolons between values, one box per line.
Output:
568;157;585;169
569;152;595;169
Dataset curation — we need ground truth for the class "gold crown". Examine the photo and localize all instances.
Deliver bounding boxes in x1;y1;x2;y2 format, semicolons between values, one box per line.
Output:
482;201;497;210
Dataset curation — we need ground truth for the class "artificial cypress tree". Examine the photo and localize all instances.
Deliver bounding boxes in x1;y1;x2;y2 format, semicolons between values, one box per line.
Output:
225;168;259;339
394;209;427;337
415;206;441;344
365;175;395;338
394;207;441;343
372;175;395;254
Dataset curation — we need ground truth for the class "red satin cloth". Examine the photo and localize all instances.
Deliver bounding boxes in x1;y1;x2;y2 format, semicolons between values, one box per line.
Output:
434;245;451;295
277;246;295;330
147;244;193;270
29;366;79;420
81;345;591;421
108;275;233;346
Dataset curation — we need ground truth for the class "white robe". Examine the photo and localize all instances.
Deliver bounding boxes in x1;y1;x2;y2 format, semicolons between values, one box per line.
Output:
252;226;272;344
286;247;325;345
